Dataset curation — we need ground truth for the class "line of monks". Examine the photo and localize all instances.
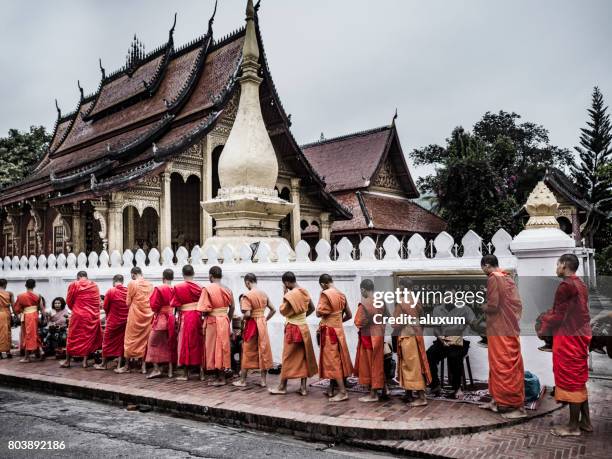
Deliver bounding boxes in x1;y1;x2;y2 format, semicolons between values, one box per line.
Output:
0;253;592;435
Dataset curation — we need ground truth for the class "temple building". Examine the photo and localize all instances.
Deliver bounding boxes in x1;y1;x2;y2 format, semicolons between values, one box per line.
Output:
0;2;445;259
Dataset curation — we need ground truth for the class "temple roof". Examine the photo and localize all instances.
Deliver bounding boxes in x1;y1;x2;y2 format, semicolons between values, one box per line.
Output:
0;5;350;220
301;124;419;197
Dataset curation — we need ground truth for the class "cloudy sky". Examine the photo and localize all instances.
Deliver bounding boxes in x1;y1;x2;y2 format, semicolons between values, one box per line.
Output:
1;0;610;178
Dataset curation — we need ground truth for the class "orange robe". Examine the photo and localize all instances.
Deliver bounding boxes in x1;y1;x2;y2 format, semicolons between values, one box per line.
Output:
485;270;525;409
0;290;12;353
66;278;102;357
198;283;232;371
14;291;42;352
353;298;385;389
240;288;273;371
123;278;154;359
279;287;318;379
392;301;432;390
317;288;353;380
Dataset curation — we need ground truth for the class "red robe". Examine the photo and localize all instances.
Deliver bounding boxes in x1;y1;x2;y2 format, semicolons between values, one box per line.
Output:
66;278;102;357
171;281;203;367
540;275;591;403
485;270;525;409
199;283;232;371
146;284;176;364
14;291;42;352
101;284;128;358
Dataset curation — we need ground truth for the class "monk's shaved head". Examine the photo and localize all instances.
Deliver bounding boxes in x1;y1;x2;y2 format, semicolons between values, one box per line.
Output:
131;267;142;276
112;274;124;284
209;266;222;279
182;264;194;278
319;274;333;285
77;271;88;279
244;273;257;284
360;279;374;292
0;279;6;288
25;279;36;289
281;272;296;283
162;269;174;281
480;255;499;268
558;253;579;272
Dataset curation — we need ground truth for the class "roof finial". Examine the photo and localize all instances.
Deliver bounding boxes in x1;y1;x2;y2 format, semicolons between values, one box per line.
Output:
255;0;261;12
392;108;398;125
77;80;84;100
169;12;177;40
243;0;259;63
99;58;106;79
54;99;61;118
208;0;218;33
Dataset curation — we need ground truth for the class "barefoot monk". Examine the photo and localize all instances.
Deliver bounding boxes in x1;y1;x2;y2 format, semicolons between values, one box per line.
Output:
94;274;128;370
146;269;176;379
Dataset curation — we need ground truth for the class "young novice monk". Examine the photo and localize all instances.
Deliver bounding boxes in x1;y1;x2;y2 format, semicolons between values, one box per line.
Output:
14;279;45;363
316;274;353;402
354;279;387;402
146;269;176;379
232;273;275;388
269;272;318;396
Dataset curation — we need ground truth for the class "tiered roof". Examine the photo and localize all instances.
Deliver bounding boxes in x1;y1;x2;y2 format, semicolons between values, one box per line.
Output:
0;4;350;219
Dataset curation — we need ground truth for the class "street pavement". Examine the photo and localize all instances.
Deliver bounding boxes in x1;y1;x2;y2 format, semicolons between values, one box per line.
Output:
0;388;395;459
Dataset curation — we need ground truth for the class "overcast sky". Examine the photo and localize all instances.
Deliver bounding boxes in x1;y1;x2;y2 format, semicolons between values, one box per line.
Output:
1;0;610;179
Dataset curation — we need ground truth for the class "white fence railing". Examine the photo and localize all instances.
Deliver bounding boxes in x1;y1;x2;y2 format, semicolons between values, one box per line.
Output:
0;229;514;274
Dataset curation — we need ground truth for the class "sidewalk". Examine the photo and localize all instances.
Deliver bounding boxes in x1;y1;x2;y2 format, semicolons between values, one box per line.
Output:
0;358;556;444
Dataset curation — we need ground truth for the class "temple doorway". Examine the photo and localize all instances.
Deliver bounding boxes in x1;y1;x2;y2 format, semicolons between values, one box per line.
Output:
170;173;201;251
123;206;159;253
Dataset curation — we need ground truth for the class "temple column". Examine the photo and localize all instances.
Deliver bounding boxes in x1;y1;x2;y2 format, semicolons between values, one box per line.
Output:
125;207;135;250
107;200;123;254
571;210;582;246
290;178;302;247
201;138;214;242
319;212;331;242
71;203;85;254
92;200;109;251
159;171;172;250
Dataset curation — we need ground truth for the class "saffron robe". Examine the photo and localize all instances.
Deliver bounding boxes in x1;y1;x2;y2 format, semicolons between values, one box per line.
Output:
14;291;42;352
279;287;318;379
485;270;525;408
240;288;273;371
353;298;386;389
146;284;176;364
198;283;232;371
123;278;154;359
392;301;432;390
66;278;102;357
171;281;203;367
101;284;129;358
317;288;353;380
540;275;591;403
0;290;12;353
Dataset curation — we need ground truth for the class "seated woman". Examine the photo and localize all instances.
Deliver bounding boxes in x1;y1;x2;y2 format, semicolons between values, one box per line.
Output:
44;297;70;357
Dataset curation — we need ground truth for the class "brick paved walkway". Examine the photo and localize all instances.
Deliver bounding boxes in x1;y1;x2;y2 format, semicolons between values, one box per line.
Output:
0;358;557;443
357;378;611;458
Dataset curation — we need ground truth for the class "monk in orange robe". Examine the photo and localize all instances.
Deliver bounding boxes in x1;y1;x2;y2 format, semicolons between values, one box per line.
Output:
13;279;44;363
354;279;387;402
62;271;102;368
480;255;526;419
94;274;129;370
0;279;14;359
233;273;275;388
269;272;318;396
146;268;176;379
316;274;353;402
171;264;203;381
116;267;154;374
540;254;592;437
392;277;431;407
198;266;234;386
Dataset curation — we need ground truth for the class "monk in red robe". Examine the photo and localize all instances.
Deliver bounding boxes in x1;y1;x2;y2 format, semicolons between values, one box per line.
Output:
480;255;526;419
13;279;44;363
170;264;202;381
62;271;102;368
269;272;318;396
233;273;275;388
146;268;176;379
116;267;154;374
540;254;592;437
0;279;15;359
94;274;128;370
198;266;234;386
392;277;431;407
316;274;353;402
354;279;387;402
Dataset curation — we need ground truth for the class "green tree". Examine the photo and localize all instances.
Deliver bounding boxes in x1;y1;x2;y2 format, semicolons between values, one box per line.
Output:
571;86;612;248
0;126;50;187
413;111;571;241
